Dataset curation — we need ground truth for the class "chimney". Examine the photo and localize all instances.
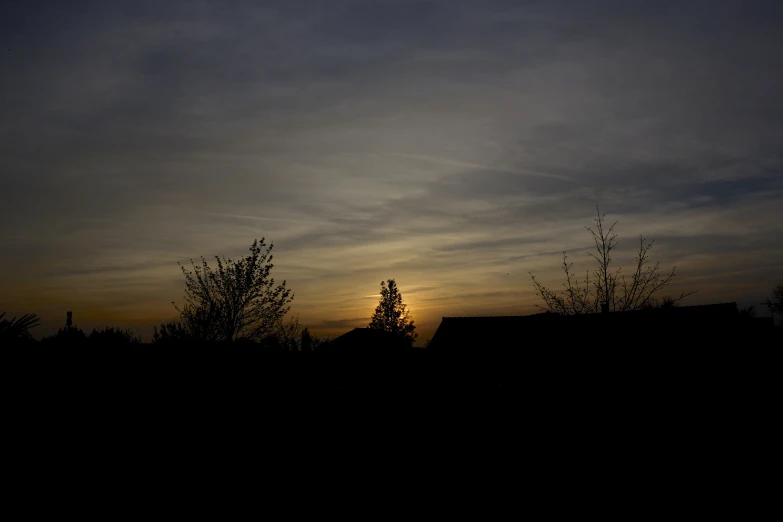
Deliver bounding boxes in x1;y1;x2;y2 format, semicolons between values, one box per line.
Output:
601;303;609;314
66;311;72;328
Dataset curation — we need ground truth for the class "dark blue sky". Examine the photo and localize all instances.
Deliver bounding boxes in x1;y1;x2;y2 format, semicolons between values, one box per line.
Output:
2;0;782;339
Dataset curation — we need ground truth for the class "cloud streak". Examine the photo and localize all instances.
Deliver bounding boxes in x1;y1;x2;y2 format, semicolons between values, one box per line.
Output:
1;0;782;340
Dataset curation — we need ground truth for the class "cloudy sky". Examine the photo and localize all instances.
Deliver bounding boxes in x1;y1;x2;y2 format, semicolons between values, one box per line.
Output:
2;0;782;341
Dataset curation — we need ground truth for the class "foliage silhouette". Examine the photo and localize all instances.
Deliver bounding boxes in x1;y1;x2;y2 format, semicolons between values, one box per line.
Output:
530;206;695;314
761;282;783;324
274;314;305;351
369;279;417;347
270;315;329;351
301;327;313;353
0;312;40;342
41;326;87;345
152;319;197;344
170;238;294;342
774;283;783;310
645;295;681;310
87;327;141;346
152;310;327;350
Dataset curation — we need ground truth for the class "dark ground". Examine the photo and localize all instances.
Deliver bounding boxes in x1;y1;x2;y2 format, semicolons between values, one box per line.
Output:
4;331;778;512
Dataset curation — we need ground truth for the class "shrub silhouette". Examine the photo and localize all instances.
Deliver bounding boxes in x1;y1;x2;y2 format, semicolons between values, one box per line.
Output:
41;326;87;346
761;282;783;324
87;327;141;346
0;312;40;343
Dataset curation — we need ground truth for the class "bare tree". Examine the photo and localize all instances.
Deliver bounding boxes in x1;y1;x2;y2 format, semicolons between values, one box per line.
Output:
761;282;783;324
530;207;695;315
173;238;294;342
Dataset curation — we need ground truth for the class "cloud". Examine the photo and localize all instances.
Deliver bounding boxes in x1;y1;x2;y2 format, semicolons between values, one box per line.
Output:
313;317;370;330
383;152;575;181
1;1;782;340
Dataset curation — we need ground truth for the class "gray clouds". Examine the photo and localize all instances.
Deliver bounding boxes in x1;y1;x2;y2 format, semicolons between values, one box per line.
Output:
1;0;782;340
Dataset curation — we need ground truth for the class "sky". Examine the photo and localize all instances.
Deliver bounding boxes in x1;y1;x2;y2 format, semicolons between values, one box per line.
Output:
1;0;782;342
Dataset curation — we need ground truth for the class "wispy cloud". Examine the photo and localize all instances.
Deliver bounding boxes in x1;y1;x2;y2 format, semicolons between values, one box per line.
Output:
1;0;782;340
205;213;313;224
383;152;576;181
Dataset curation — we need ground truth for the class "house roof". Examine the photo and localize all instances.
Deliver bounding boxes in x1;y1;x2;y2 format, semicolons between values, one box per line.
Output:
428;303;741;350
324;327;411;354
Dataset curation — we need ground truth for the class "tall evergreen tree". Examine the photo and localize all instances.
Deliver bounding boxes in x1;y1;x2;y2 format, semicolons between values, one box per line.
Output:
369;279;417;346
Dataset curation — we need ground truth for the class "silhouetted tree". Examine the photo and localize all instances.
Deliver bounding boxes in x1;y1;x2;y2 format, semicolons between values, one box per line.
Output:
274;314;305;351
644;295;681;310
152;320;196;344
87;327;141;346
739;305;757;319
173;238;294;342
301;327;313;353
263;315;324;352
530;206;695;314
369;279;417;346
311;334;332;352
761;282;783;323
0;312;40;343
172;300;224;343
41;326;87;345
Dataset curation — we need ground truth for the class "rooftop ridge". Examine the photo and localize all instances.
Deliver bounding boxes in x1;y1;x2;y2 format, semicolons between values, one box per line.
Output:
441;303;738;320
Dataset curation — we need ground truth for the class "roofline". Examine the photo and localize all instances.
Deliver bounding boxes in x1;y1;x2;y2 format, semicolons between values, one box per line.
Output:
440;303;738;320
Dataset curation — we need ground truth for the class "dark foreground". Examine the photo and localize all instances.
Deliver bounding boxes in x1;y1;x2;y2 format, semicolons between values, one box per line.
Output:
4;328;779;512
6;325;779;401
